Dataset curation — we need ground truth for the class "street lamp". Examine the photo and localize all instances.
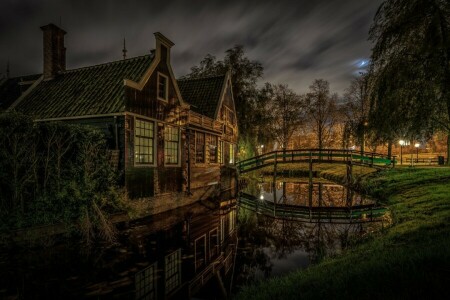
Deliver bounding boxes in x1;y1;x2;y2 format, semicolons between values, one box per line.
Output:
415;143;420;163
399;140;405;165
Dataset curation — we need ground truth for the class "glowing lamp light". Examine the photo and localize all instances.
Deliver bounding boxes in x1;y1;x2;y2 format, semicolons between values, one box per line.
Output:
259;194;264;200
399;140;405;146
415;143;420;148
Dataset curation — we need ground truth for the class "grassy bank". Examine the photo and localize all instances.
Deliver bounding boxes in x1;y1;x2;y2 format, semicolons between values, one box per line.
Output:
235;166;450;299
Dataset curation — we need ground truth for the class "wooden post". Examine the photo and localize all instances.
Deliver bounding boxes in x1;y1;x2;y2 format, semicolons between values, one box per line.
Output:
273;152;278;184
309;152;313;219
273;181;277;217
346;160;353;207
187;128;192;195
318;182;323;207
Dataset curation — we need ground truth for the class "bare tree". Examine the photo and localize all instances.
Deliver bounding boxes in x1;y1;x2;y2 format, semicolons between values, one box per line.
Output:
306;79;338;149
261;83;305;151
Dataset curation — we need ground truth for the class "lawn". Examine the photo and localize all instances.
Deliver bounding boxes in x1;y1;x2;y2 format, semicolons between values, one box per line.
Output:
235;166;450;299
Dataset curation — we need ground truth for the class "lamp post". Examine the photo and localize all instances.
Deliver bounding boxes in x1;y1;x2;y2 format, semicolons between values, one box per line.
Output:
415;143;420;163
399;140;405;165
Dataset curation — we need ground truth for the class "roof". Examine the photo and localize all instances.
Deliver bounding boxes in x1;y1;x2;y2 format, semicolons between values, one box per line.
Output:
177;74;226;119
0;74;41;110
9;54;154;119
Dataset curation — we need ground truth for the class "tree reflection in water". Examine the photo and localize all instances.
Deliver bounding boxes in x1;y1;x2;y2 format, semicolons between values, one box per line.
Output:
235;178;376;288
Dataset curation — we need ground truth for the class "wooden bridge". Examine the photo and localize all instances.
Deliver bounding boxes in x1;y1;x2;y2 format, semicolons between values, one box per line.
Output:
237;149;395;174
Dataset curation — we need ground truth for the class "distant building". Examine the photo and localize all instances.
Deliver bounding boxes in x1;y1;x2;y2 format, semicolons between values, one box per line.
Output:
0;23;238;212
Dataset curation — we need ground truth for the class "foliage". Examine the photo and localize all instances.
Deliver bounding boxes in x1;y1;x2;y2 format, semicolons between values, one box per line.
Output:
305;79;338;149
183;46;264;149
342;74;372;151
0;112;125;244
259;83;305;150
368;0;450;161
235;166;450;299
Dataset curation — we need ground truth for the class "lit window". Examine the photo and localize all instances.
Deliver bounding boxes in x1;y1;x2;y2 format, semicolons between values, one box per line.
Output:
229;144;235;164
164;126;179;165
135;119;154;164
218;141;223;164
196;132;205;163
158;73;168;101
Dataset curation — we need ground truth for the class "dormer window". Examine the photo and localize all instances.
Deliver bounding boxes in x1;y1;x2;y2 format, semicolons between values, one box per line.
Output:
157;73;169;101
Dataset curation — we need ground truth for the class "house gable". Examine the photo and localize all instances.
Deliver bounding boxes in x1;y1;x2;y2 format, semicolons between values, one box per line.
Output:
177;74;226;119
124;32;187;111
215;72;237;121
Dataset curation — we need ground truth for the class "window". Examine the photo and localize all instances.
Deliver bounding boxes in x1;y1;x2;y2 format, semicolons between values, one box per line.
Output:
195;132;205;163
158;73;168;101
135;119;154;164
209;135;218;163
218;141;223;164
165;250;181;294
164;126;179;165
229;144;235;164
209;228;219;259
135;262;157;300
195;236;206;270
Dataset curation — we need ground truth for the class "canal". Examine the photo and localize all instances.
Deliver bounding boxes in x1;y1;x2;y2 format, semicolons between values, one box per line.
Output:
0;179;385;299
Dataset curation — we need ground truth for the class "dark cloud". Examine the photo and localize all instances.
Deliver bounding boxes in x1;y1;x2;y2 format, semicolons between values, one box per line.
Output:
0;0;383;94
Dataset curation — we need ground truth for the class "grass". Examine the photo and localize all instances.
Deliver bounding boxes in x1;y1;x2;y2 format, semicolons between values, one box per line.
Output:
235;165;450;299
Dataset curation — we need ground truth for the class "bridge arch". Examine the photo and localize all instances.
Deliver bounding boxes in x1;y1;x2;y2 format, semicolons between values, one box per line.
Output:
237;149;394;174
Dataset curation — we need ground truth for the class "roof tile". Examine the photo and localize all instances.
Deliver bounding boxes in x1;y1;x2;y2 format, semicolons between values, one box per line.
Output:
12;54;153;119
177;74;225;119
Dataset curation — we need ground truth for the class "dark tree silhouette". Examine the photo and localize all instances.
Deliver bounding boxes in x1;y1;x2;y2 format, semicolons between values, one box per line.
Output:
368;0;450;162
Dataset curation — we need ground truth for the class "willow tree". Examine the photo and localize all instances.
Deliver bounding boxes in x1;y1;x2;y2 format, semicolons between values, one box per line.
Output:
368;0;450;161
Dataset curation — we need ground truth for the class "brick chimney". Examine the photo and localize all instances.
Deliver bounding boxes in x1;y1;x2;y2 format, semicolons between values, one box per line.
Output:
40;23;66;79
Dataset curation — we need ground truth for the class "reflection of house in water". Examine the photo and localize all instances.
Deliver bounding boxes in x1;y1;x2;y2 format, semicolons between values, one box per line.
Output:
133;200;237;299
0;201;237;299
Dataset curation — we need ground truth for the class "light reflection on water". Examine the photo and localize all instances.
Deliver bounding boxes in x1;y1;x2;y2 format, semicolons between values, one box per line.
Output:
0;200;238;300
0;179;381;299
233;179;380;289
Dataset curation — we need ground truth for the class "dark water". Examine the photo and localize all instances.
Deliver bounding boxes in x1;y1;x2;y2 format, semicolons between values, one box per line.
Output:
0;181;378;299
233;179;379;288
244;178;374;207
0;200;237;300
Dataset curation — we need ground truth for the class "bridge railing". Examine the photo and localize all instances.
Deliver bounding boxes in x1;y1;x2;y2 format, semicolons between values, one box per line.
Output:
236;149;394;173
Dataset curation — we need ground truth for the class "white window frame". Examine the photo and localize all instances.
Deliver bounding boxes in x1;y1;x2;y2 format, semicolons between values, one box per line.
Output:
164;125;181;166
134;117;156;167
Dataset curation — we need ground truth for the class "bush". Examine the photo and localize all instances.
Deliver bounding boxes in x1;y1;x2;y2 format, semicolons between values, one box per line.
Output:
0;112;125;243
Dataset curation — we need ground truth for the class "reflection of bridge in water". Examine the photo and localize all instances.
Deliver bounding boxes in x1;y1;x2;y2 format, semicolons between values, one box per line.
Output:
237;149;392;223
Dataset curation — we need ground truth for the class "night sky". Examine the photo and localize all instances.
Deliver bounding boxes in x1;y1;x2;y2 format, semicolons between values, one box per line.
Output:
0;0;383;94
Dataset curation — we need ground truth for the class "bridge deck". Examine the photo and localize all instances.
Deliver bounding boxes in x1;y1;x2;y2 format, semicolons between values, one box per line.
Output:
237;149;394;173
